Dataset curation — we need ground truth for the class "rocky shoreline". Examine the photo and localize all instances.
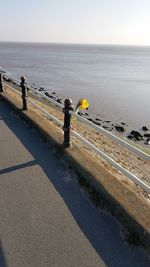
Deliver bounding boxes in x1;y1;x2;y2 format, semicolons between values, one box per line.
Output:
2;72;150;149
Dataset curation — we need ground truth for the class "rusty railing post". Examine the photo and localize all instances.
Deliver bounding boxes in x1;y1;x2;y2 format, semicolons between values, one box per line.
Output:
20;76;28;110
0;73;4;92
63;98;73;147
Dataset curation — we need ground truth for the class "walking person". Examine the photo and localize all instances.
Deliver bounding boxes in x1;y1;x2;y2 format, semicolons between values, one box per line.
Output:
20;76;28;110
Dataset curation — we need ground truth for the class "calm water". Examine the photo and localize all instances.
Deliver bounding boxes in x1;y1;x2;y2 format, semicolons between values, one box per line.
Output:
0;42;150;129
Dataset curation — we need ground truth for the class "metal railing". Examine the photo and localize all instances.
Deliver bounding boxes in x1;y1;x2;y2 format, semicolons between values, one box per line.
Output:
4;76;150;162
3;81;150;194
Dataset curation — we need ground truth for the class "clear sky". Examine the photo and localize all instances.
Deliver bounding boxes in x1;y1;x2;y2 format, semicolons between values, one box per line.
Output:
1;0;150;45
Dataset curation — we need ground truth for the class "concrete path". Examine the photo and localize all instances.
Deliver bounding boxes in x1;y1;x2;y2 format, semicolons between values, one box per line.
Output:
0;99;149;267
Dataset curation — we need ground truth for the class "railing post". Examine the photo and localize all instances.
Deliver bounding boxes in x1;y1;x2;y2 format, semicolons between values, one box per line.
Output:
0;73;4;92
20;76;28;110
63;98;73;147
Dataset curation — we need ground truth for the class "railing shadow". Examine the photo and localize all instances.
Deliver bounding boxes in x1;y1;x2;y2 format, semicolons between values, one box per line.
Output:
0;98;149;267
0;160;36;176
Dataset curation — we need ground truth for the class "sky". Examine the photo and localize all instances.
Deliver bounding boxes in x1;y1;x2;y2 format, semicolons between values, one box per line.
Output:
0;0;150;45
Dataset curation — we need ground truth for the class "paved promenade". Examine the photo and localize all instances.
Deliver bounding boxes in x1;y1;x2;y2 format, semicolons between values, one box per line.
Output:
0;99;149;267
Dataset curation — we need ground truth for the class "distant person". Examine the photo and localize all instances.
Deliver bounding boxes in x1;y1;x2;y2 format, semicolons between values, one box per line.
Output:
20;76;28;110
0;73;4;92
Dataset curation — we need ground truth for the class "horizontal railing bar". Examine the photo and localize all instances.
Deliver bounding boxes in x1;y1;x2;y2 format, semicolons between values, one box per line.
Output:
5;83;63;125
72;131;150;193
70;111;150;162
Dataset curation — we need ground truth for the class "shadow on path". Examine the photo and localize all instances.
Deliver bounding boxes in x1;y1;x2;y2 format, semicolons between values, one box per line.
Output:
0;241;7;267
0;99;149;267
0;160;36;176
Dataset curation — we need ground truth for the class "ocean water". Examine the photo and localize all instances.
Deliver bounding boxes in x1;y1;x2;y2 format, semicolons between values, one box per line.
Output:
0;42;150;130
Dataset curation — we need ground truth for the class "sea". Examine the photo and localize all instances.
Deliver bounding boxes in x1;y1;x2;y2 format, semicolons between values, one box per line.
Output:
0;42;150;131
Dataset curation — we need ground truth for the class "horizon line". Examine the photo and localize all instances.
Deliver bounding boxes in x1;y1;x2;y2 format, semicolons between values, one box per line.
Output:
0;40;150;48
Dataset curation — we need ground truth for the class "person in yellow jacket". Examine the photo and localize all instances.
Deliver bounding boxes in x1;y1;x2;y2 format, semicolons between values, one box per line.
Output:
63;98;89;148
75;98;89;112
